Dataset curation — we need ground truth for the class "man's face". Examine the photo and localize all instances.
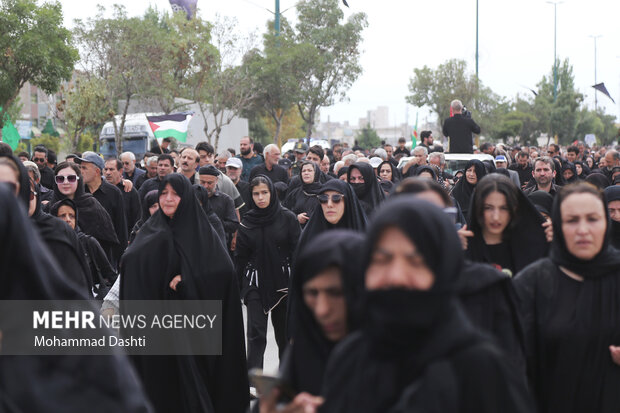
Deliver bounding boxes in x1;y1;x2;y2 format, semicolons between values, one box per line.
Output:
424;136;434;146
79;162;100;185
384;146;393;158
240;138;252;157
306;151;321;164
198;149;214;167
33;151;47;170
226;166;241;183
295;151;305;161
547;146;556;156
199;174;218;197
180;149;198;174
517;155;528;167
216;156;228;172
605;152;618;169
146;162;157;177
398;141;405;149
495;161;507;169
157;160;173;178
265;148;281;167
120;155;135;174
566;151;577;163
333;147;343;161
530;151;539;160
320;156;330;174
533;161;555;187
104;161;122;185
413;149;427;164
484;145;494;154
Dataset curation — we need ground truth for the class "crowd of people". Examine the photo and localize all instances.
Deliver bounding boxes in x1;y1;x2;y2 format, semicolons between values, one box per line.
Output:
1;128;620;413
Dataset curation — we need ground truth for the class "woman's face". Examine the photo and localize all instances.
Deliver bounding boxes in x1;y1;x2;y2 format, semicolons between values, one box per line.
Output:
0;164;19;196
586;157;594;168
302;266;347;342
301;164;315;184
482;191;511;238
465;165;478;185
320;190;345;225
252;182;271;209
575;164;583;175
561;193;606;260
159;183;181;218
57;205;76;230
379;164;392;181
148;202;160;216
349;168;364;184
55;167;79;198
366;226;434;291
563;169;574;180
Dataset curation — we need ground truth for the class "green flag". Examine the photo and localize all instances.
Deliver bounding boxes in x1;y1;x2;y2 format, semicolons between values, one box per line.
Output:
0;108;20;151
410;112;418;148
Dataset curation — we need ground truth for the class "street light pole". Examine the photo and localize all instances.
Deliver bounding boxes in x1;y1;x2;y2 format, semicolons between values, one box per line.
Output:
547;1;563;102
590;35;602;111
475;0;479;81
275;0;280;36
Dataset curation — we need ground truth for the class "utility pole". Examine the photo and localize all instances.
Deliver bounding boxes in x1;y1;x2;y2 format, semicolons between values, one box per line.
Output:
275;0;280;36
475;0;479;82
590;35;602;111
546;1;563;102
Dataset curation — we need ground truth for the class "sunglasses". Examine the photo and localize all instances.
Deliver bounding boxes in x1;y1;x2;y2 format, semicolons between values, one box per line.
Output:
317;194;344;204
33;157;46;163
55;175;79;184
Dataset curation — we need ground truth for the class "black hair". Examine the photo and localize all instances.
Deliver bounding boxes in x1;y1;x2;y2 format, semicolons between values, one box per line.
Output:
567;146;579;155
17;151;30;159
473;174;519;234
163;137;172;143
47;149;57;165
420;130;432;140
33;146;48;156
157;154;174;166
54;161;81;177
398;137;406;143
195;141;214;155
249;175;270;192
105;158;123;171
308;145;324;159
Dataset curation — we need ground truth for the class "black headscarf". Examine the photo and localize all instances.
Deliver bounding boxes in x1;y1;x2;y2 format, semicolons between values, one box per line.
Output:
574;160;591;179
347;162;385;215
414;165;438;180
604;186;620;249
284;230;365;395
450;159;486;220
297;179;368;253
377;160;402;183
120;173;248;413
586;172;611;190
243;175;282;229
528;190;554;217
47;165;119;247
0;182;152;413
336;166;349;179
283;161;321;218
561;162;578;183
550;186;620;278
467;174;548;275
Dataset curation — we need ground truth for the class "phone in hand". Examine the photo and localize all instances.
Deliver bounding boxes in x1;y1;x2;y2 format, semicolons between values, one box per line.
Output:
249;368;297;402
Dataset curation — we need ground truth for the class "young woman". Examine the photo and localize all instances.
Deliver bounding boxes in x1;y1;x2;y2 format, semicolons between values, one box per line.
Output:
514;182;620;413
121;173;249;413
466;174;550;276
236;175;301;370
450;159;486;220
46;161;120;268
319;198;533;412
284;161;322;226
259;230;365;413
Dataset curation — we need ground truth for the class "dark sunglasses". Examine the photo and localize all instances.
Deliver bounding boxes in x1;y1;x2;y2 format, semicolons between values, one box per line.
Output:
317;194;344;204
33;157;46;163
55;175;79;184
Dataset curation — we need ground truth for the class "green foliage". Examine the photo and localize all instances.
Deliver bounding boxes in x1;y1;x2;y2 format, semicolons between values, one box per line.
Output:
295;0;368;139
0;0;78;132
41;119;59;137
31;133;60;153
356;123;380;149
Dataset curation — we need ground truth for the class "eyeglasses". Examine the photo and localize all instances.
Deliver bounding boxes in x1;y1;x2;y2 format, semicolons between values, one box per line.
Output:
317;194;344;204
33;157;46;163
55;175;79;184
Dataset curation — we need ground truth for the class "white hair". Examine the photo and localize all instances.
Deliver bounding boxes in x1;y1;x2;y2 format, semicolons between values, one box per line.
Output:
342;153;358;166
451;99;463;112
413;146;428;156
218;150;231;159
333;160;344;174
373;148;388;161
23;161;41;181
428;152;445;165
146;156;159;166
120;151;136;161
263;144;278;157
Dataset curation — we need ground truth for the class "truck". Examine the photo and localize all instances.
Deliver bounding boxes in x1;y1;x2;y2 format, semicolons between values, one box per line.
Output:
99;114;158;160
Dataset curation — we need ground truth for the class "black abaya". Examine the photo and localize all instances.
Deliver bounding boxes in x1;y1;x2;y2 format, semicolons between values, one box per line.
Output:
450;159;486;221
346;162;385;215
120;173;249;413
283;161;321;223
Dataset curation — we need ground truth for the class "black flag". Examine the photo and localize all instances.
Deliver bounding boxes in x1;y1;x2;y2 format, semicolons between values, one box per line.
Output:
342;0;349;7
592;82;615;104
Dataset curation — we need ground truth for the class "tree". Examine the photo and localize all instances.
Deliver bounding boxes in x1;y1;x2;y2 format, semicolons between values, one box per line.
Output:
0;0;78;139
295;0;367;140
406;59;502;133
74;5;156;154
356;123;380;149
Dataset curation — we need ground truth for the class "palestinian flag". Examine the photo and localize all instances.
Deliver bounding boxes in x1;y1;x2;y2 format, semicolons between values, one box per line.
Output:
147;113;193;143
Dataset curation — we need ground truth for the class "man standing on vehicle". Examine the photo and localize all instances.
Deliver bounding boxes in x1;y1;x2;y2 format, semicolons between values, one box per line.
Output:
442;100;481;154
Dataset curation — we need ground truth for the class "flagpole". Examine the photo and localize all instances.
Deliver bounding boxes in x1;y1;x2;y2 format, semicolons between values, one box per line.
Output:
589;35;602;111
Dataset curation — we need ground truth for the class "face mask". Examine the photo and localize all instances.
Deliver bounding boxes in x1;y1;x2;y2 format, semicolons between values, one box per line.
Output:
351;182;367;198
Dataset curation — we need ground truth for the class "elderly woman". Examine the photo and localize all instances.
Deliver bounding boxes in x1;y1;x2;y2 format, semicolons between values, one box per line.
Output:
514;182;620;413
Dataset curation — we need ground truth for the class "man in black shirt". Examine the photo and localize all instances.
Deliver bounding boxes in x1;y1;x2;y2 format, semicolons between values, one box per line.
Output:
135;155;158;190
249;144;289;184
509;151;533;188
199;165;239;249
32;145;55;189
393;137;411;157
120;151;145;185
76;152;128;267
104;158;141;236
138;154;175;199
442;99;481;153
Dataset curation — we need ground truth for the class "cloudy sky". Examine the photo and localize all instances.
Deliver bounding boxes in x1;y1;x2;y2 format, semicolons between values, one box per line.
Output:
59;0;620;127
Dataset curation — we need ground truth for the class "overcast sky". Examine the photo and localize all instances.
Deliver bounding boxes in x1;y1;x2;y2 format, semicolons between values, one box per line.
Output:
60;0;620;127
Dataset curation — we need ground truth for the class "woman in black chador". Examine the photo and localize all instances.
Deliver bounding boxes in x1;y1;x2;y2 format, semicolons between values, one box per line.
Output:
120;173;249;413
235;175;300;370
319;197;534;413
450;158;486;220
514;181;620;413
283;161;321;227
346;162;385;215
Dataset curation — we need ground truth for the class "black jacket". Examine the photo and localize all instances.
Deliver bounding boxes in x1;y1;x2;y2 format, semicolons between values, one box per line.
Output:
442;114;480;153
